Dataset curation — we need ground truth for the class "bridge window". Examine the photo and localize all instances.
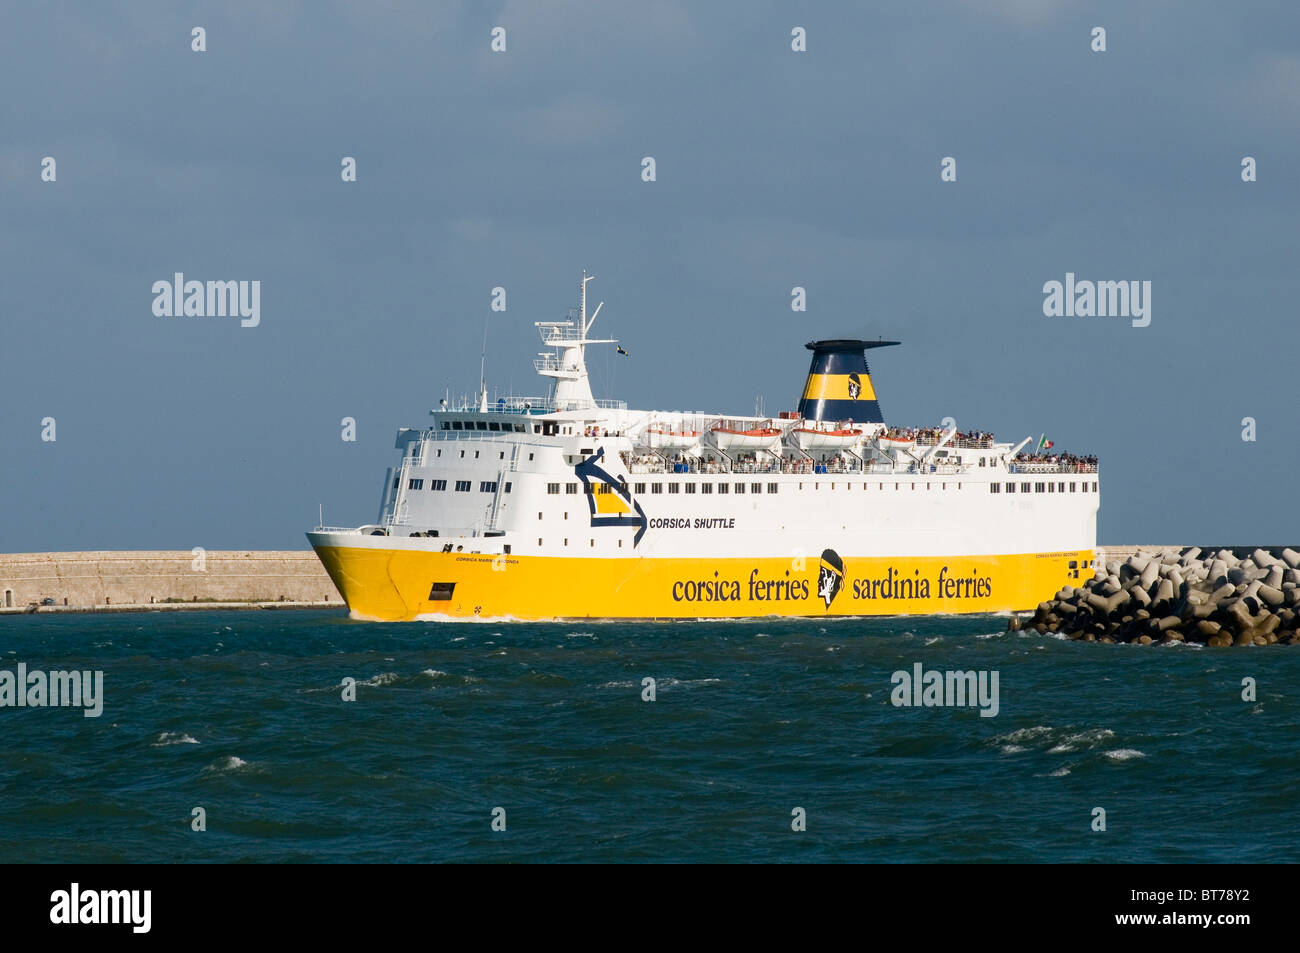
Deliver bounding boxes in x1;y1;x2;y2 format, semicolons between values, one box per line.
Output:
767;483;778;494
455;480;471;492
685;483;696;494
701;483;712;494
1069;482;1077;492
489;422;500;431
669;483;680;494
651;483;663;494
1006;483;1015;493
408;478;423;490
718;483;728;494
547;483;559;494
1021;483;1030;493
566;483;579;494
431;479;447;491
476;422;488;431
990;483;999;493
480;481;497;493
440;422;450;430
735;483;745;494
452;421;463;430
635;483;646;494
504;483;512;493
752;483;761;494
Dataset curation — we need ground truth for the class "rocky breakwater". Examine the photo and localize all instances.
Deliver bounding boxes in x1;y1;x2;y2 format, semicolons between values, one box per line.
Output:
1010;547;1300;646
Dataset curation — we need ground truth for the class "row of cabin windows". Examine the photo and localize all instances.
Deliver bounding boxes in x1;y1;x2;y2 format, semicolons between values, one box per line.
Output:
403;478;511;493
440;420;528;433
989;481;1097;494
428;449;536;462
439;420;596;438
536;539;626;548
546;481;782;495
526;479;1103;497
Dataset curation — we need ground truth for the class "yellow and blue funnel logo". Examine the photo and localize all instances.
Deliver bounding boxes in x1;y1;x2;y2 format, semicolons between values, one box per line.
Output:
797;338;898;424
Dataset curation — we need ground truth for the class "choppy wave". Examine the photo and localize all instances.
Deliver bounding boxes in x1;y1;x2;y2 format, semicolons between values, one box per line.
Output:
151;731;199;747
202;756;251;774
1103;748;1146;761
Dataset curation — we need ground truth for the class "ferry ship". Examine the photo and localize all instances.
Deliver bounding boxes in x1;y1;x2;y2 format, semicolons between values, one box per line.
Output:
308;274;1098;621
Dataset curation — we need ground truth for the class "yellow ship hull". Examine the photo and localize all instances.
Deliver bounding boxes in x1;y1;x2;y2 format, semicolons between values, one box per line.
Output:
312;544;1094;622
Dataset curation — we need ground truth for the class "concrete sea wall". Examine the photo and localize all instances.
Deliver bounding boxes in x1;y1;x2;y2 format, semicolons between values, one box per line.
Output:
0;551;339;610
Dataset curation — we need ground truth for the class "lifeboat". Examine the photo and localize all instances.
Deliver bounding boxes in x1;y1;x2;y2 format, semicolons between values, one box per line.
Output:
709;424;782;451
644;427;702;450
790;424;864;451
875;433;916;451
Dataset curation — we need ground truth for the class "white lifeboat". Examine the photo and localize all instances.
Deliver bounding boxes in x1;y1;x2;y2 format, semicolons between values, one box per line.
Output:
644;427;703;451
708;423;783;451
790;423;864;451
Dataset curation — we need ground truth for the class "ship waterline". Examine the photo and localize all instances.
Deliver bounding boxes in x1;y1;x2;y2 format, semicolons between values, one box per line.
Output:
310;543;1095;622
308;271;1099;623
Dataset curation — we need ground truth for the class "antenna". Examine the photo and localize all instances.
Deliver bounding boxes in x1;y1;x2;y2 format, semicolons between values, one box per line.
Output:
318;503;323;529
479;312;490;412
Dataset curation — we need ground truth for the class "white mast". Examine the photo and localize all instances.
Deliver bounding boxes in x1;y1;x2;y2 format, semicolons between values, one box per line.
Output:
533;271;617;411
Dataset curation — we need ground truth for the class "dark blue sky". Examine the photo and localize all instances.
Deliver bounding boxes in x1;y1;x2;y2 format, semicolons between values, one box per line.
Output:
3;1;1297;551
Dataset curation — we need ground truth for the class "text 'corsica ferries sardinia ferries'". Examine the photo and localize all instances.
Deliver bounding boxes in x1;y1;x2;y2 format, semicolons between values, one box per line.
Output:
308;274;1099;621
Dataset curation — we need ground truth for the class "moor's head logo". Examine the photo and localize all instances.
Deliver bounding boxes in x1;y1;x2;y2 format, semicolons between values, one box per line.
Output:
817;549;844;609
847;373;862;400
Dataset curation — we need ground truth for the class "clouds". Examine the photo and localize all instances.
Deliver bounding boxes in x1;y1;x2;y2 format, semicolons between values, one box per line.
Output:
1;1;1298;548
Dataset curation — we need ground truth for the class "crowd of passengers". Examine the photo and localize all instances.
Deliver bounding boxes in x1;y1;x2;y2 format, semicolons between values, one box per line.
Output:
883;426;994;447
1010;451;1099;472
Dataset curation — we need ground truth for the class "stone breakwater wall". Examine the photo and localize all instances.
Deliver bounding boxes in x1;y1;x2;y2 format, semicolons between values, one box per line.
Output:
1011;546;1300;646
0;551;339;609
